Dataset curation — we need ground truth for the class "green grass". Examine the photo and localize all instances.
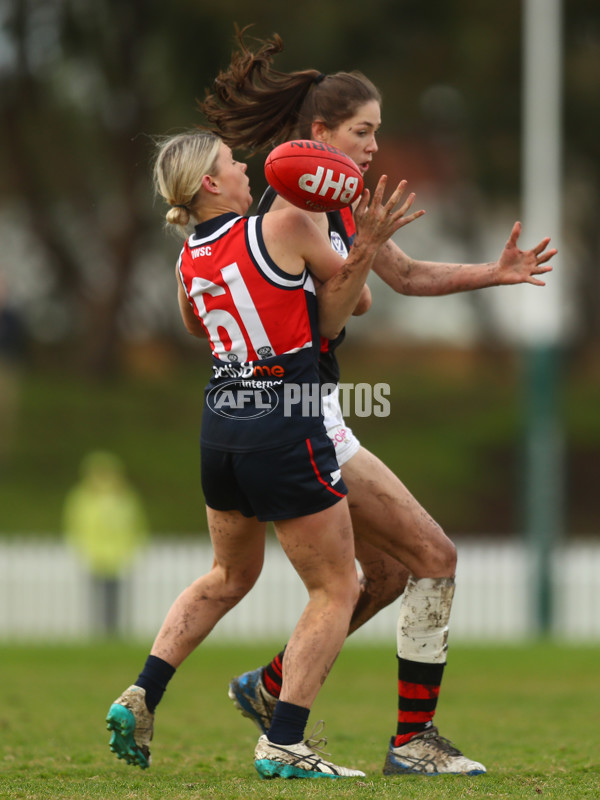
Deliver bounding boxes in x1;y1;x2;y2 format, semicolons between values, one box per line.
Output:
0;642;598;799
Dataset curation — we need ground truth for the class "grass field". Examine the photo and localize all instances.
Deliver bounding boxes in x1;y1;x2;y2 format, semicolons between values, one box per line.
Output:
0;641;598;799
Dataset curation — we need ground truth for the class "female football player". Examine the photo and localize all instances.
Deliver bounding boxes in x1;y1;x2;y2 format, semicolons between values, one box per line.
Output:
106;129;421;779
200;28;556;776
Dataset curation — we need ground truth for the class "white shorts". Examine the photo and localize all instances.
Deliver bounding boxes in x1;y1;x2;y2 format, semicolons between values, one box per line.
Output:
322;385;361;467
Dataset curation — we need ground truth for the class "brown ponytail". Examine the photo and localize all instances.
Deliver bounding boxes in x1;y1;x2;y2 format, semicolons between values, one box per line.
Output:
199;27;381;154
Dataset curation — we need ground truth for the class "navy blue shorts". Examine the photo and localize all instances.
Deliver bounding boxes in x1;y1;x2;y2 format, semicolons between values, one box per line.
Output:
201;433;348;521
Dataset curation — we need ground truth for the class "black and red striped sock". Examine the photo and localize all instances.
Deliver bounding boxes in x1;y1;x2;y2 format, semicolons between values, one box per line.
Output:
263;648;285;698
394;656;445;747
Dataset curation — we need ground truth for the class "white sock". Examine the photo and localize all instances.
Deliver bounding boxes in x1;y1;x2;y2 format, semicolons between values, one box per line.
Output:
396;576;455;664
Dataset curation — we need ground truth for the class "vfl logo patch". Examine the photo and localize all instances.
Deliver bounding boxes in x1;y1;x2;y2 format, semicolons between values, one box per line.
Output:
330;232;348;258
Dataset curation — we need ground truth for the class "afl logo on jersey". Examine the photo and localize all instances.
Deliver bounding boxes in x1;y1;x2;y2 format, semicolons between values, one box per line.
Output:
330;232;348;258
206;380;279;420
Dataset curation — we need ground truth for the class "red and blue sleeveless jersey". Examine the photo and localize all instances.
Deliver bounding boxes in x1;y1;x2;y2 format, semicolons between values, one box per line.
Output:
178;212;324;451
179;212;318;362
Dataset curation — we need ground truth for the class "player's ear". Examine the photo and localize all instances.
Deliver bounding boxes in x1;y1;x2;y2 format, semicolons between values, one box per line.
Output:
201;174;219;194
311;120;330;143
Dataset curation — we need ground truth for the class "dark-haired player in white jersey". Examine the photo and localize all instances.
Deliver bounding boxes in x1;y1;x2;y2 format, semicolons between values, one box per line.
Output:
106;130;422;779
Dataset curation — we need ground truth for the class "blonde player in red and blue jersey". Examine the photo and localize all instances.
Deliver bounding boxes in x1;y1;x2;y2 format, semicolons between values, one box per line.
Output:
106;129;421;779
201;29;556;777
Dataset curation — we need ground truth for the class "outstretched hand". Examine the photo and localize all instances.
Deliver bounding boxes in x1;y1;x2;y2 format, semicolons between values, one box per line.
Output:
497;221;557;286
353;176;425;247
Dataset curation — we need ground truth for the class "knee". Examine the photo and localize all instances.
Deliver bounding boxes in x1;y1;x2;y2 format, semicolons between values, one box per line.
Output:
349;571;362;609
424;525;457;577
215;562;262;606
327;569;361;613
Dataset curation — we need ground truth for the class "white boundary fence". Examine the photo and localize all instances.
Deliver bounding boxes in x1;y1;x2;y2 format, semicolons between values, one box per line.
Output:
0;536;599;642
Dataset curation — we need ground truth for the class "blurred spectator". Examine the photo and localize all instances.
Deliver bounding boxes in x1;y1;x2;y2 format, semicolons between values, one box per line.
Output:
62;450;149;637
0;273;28;473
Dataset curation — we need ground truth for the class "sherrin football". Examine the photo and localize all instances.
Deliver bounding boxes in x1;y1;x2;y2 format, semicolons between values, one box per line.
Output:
264;140;364;213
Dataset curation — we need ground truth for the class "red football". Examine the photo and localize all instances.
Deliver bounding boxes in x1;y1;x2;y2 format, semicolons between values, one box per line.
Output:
264;140;364;213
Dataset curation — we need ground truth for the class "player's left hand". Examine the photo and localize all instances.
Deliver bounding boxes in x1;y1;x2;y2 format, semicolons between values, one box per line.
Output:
496;221;557;286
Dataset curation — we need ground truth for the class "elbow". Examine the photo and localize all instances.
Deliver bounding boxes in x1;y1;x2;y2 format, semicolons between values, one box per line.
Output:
184;320;207;339
318;320;343;340
352;285;372;316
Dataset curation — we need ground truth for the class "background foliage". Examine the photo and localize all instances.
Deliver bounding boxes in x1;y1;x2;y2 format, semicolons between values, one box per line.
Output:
1;0;599;369
1;347;599;536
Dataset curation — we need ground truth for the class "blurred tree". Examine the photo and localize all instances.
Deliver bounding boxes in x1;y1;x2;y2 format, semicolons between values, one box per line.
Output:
0;0;598;374
0;0;228;374
3;0;145;372
563;0;600;344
